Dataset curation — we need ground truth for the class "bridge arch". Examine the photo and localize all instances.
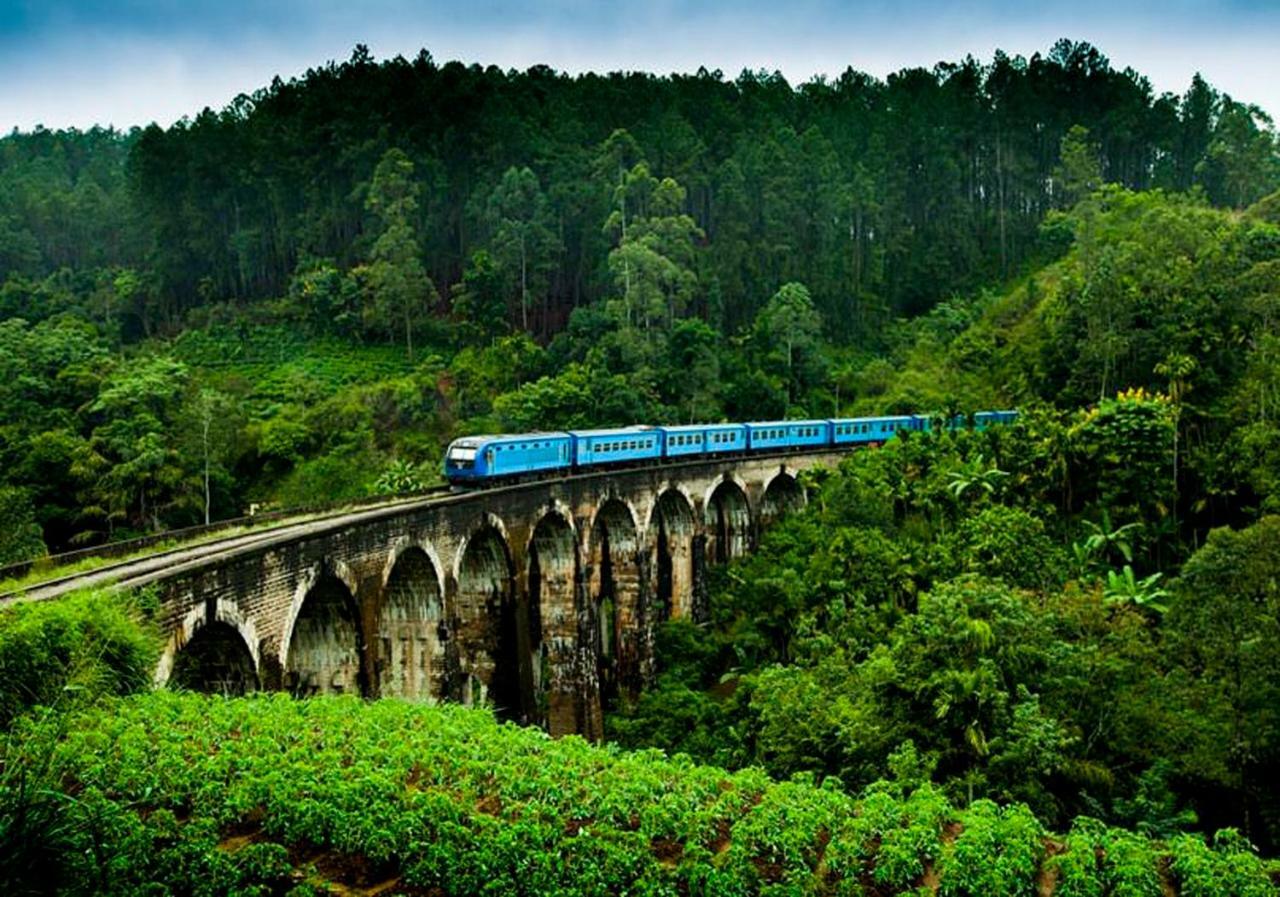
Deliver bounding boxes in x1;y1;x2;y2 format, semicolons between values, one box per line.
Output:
650;486;696;620
282;561;365;697
704;475;753;564
170;623;259;695
588;497;642;701
377;538;446;702
455;517;523;720
527;508;589;735
156;599;260;695
760;471;806;528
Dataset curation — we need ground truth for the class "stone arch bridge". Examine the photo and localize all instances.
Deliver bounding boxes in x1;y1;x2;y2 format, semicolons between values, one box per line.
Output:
150;450;841;740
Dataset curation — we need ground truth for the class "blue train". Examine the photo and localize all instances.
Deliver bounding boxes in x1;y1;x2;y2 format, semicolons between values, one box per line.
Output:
443;410;1017;486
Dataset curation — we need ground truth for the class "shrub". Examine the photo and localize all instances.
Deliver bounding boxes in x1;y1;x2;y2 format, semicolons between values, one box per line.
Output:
0;587;158;727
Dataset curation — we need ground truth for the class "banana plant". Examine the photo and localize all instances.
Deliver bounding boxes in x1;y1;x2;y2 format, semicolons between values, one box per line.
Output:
1080;509;1143;565
947;454;1010;502
1103;564;1170;614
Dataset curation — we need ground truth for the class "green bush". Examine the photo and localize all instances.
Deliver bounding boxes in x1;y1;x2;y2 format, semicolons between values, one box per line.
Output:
0;588;158;728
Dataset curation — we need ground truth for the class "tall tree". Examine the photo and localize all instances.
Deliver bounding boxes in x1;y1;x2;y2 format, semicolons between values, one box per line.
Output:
359;148;438;360
486;167;561;333
755;282;823;407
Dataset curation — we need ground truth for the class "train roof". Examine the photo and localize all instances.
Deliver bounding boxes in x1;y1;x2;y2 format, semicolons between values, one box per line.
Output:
745;418;830;427
658;422;744;432
566;426;657;438
448;432;571;447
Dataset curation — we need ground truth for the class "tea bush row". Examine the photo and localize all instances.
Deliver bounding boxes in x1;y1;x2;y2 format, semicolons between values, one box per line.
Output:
6;692;1273;896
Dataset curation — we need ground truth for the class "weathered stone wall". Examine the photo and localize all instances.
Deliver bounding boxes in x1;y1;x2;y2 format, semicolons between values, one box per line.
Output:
151;452;842;739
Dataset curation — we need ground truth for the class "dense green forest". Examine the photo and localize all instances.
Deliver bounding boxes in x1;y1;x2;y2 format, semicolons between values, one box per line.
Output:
3;38;1280;895
2;39;1278;560
602;184;1280;850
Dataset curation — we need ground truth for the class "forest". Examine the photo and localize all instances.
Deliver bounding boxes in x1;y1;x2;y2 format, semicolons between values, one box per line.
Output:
2;39;1278;559
2;38;1280;895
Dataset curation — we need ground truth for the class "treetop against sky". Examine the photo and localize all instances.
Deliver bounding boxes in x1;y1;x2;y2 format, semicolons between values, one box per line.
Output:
1;0;1277;131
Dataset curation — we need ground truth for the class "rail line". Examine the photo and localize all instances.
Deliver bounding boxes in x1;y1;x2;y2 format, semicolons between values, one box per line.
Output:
0;446;849;607
0;487;454;605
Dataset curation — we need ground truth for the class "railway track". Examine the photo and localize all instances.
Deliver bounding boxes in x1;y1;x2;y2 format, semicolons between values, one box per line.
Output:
0;487;455;606
0;446;850;607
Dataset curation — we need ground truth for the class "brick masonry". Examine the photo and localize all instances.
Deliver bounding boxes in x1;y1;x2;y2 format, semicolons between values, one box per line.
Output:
152;452;837;739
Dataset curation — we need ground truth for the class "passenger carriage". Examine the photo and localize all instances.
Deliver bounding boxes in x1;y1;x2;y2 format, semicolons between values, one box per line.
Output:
659;423;748;459
568;427;663;467
974;410;1019;430
746;420;831;452
829;416;917;445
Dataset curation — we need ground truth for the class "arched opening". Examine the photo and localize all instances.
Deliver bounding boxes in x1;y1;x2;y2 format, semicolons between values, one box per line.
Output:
760;473;806;529
651;489;695;620
589;499;641;702
529;511;582;734
379;546;444;702
456;525;523;722
170;622;258;695
285;573;364;697
705;479;752;564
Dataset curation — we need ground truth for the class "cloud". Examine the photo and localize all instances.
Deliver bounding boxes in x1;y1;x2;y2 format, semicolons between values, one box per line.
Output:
1;0;1277;131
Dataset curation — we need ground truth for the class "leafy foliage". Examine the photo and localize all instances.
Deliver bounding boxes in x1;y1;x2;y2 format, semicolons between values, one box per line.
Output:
0;588;159;728
1;692;1271;896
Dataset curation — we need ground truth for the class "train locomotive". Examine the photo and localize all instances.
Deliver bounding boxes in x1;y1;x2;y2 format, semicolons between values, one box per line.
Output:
444;410;1017;486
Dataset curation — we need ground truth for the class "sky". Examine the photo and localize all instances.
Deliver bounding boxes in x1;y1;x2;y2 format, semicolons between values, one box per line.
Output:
2;0;1279;133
